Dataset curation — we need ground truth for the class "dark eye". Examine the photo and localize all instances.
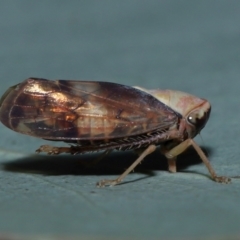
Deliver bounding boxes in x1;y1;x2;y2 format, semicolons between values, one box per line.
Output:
187;107;211;133
187;114;198;125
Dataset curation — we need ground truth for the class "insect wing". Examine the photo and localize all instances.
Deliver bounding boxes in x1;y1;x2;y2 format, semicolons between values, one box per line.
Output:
0;78;179;140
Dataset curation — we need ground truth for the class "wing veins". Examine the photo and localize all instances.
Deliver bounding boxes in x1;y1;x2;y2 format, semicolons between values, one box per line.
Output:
57;82;154;115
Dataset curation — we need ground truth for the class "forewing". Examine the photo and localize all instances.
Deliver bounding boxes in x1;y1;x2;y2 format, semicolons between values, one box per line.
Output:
0;78;179;140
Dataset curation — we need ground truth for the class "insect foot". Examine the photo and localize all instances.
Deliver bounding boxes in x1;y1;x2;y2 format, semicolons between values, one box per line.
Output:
36;145;61;155
213;176;231;184
96;179;122;187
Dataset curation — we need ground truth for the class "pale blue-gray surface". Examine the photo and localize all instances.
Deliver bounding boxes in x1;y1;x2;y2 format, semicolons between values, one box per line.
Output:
0;1;240;240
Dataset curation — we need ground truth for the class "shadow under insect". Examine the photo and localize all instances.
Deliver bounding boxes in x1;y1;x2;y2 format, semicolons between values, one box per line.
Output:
2;146;212;178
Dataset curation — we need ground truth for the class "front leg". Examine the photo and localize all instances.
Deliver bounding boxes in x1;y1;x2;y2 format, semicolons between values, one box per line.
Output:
160;146;177;173
163;139;231;184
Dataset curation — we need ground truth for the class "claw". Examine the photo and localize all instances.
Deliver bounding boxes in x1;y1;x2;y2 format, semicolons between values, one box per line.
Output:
96;179;121;187
213;176;231;184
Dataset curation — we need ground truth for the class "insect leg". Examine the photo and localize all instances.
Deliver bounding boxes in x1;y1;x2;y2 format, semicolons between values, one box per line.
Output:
164;139;231;184
167;158;177;173
36;145;73;155
160;147;177;173
96;145;157;187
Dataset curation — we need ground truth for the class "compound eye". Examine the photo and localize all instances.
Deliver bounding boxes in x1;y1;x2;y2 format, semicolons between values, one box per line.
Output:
187;106;211;134
187;114;198;125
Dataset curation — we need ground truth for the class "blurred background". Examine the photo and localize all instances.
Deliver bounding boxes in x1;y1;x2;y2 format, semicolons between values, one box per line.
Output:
0;1;240;239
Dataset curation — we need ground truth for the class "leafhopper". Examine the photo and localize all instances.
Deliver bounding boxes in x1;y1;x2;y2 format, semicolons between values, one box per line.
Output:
0;78;230;186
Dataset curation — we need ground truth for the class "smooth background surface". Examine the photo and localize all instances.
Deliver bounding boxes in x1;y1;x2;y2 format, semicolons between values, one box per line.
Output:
0;1;240;239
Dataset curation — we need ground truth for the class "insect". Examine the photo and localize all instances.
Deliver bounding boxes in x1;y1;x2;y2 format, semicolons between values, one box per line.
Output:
0;78;230;186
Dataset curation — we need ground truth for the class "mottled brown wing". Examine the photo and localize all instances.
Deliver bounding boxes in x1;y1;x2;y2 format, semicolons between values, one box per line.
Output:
0;78;179;140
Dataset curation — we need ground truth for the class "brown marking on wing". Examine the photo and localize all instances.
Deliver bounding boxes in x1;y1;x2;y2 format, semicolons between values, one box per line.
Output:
0;78;179;140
